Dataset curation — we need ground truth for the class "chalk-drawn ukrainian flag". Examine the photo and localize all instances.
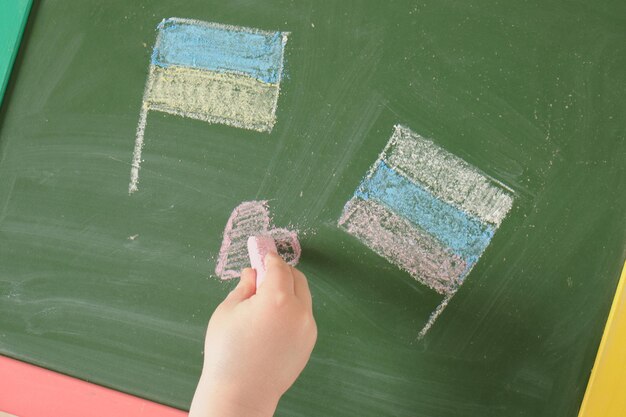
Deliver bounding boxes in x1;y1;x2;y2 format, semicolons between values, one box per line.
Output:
130;17;288;193
339;125;514;337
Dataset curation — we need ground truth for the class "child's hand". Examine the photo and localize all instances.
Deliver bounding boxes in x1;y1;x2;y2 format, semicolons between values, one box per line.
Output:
189;253;317;417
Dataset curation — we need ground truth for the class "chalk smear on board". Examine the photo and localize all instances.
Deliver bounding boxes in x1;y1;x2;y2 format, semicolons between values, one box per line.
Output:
215;200;300;280
338;125;514;338
129;18;289;194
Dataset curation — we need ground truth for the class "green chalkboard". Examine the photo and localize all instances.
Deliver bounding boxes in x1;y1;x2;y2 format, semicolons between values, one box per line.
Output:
1;1;625;416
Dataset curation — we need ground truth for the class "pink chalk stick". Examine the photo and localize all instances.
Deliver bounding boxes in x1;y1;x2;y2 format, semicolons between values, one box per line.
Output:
247;235;278;287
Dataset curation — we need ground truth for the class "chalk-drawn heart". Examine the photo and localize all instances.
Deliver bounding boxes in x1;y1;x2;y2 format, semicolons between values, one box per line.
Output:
215;201;301;280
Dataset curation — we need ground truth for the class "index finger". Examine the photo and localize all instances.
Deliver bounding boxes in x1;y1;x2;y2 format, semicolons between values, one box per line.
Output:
258;252;295;295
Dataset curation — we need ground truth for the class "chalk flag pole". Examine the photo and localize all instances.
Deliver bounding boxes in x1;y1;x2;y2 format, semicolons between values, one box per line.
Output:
129;58;159;194
129;103;149;194
417;291;457;341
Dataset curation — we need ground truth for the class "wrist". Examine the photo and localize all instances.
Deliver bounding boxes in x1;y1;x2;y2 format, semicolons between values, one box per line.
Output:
191;373;280;417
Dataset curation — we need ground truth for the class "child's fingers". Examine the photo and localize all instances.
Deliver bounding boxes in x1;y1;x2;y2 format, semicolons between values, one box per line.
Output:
225;268;257;303
291;267;312;310
261;252;295;295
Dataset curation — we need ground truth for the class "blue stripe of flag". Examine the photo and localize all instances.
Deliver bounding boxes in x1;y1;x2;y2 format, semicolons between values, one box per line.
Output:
151;18;285;84
355;161;495;264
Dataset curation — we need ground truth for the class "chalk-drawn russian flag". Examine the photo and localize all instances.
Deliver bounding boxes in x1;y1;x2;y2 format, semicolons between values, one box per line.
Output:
338;125;514;336
129;17;288;193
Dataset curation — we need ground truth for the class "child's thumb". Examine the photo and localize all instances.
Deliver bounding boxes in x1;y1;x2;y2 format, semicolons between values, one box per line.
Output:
226;268;257;303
